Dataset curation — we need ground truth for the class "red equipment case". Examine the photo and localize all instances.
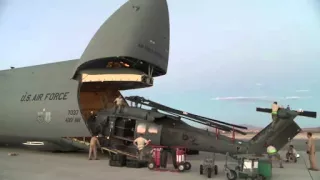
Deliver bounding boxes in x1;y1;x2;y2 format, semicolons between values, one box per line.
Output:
147;145;191;172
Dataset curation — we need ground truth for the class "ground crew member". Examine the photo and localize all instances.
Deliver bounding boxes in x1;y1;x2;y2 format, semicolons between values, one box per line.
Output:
271;101;279;129
88;135;103;160
114;95;124;113
267;145;284;168
133;134;150;160
88;111;96;121
286;145;297;163
307;132;319;171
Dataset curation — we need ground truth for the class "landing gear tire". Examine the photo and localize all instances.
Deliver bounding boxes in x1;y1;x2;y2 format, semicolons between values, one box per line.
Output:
148;162;155;170
177;163;185;172
207;167;212;178
214;165;218;175
226;169;237;180
235;166;241;171
200;165;204;175
184;161;191;170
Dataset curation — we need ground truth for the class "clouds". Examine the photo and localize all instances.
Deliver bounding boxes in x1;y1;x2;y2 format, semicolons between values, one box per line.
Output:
284;96;312;100
212;96;271;102
212;96;312;102
295;89;310;93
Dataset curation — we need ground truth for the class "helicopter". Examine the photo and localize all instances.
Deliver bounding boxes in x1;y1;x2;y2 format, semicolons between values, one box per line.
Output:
85;95;317;164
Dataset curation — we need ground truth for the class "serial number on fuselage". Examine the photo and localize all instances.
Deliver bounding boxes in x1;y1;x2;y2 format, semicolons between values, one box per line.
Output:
65;109;81;123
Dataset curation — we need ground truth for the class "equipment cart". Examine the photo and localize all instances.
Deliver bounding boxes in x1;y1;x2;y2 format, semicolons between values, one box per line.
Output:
224;153;270;180
147;145;191;172
200;153;218;178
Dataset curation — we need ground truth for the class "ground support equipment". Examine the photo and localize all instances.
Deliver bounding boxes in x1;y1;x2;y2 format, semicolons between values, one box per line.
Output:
147;145;191;172
224;153;270;180
109;153;127;167
199;153;218;178
125;158;148;168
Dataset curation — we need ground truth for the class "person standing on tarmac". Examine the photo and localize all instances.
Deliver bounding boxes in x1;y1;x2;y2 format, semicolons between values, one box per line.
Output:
88;135;103;160
133;134;151;160
271;102;279;129
114;95;124;113
267;144;284;168
306;132;319;171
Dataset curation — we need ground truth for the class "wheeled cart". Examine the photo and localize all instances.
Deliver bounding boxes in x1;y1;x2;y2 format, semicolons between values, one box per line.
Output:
224;153;270;180
147;145;191;172
200;153;218;178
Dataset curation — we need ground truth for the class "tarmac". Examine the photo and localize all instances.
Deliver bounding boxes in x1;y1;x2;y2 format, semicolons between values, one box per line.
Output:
0;140;319;180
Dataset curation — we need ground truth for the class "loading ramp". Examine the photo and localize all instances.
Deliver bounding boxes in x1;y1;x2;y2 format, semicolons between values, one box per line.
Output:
67;137;138;158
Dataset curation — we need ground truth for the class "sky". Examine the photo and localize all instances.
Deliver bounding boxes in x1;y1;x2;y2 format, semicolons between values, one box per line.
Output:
1;0;320;128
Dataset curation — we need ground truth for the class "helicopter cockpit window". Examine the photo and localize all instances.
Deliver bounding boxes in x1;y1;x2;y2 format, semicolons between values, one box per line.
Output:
148;126;158;134
136;123;146;134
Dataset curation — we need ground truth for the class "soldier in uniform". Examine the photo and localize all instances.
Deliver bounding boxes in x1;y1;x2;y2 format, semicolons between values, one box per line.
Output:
271;102;279;129
307;132;319;171
88;111;96;121
286;145;297;163
133;134;151;160
88;135;103;160
114;95;124;113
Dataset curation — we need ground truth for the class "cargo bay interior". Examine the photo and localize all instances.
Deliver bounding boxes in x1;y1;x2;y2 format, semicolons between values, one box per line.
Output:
76;60;156;144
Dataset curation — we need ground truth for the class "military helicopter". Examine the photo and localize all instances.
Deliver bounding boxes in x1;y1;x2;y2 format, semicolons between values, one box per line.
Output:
86;95;316;163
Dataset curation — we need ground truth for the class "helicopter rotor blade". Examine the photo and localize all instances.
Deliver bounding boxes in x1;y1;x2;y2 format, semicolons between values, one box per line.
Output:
173;113;247;135
125;96;248;130
156;109;247;135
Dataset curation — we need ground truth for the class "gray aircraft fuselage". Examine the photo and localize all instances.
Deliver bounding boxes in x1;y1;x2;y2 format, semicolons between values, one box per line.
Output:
0;0;170;151
0;60;90;141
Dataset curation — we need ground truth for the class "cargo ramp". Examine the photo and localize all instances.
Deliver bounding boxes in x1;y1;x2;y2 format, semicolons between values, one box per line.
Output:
65;137;138;158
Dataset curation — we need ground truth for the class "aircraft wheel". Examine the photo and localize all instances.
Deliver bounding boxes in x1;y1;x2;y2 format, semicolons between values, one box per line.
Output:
207;167;212;178
177;163;185;172
148;162;155;170
214;165;218;175
200;165;204;174
226;169;237;180
184;161;191;170
235;166;241;171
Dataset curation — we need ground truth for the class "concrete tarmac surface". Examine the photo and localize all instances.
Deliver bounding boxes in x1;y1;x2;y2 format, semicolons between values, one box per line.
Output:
0;140;319;180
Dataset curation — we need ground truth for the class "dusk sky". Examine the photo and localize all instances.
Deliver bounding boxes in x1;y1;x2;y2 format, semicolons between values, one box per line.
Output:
1;0;320;128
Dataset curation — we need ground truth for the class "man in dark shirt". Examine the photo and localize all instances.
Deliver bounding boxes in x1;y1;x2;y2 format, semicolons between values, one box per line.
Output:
88;111;96;121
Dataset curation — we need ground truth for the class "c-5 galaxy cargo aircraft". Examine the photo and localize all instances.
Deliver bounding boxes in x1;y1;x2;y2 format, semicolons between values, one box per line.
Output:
0;0;317;159
0;0;170;151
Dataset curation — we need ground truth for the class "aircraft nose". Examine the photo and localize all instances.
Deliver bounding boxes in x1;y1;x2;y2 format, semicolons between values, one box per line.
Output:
71;0;170;79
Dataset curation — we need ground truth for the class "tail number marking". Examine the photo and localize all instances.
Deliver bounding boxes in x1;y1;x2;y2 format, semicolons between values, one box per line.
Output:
68;110;79;115
65;110;80;123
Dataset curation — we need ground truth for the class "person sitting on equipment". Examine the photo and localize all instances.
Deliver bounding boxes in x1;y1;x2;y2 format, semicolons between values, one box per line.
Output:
271;102;279;129
286;145;297;163
133;134;151;160
267;144;284;168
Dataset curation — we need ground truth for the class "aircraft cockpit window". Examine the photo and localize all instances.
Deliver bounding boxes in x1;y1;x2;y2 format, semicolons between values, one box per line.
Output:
148;126;158;134
136;124;146;134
